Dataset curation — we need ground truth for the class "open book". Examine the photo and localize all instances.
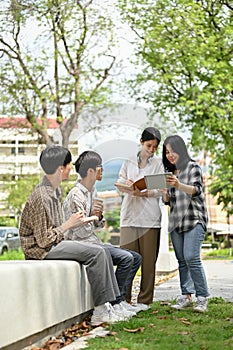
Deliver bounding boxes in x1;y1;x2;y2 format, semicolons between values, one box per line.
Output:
115;178;146;191
115;173;172;192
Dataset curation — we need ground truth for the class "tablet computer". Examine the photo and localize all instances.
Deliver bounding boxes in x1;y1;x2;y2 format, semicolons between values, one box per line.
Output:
144;173;172;190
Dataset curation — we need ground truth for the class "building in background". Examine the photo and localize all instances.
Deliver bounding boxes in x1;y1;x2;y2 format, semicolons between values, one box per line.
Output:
0;116;79;216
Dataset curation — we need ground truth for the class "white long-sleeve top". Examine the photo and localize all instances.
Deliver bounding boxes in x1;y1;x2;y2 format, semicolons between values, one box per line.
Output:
118;154;164;228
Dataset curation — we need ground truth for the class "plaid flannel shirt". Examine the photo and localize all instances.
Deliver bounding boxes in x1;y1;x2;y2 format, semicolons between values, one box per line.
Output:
168;161;208;234
19;176;65;259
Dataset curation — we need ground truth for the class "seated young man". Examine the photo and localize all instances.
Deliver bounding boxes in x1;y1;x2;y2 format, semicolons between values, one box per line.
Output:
19;145;126;326
63;150;142;318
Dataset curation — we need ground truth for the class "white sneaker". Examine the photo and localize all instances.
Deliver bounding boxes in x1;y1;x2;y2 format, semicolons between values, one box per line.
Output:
120;301;137;315
171;296;193;310
107;303;128;321
112;303;133;320
193;296;208;313
133;303;151;312
90;303;123;326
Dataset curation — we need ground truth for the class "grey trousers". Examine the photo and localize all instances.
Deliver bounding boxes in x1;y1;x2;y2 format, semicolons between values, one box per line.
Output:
45;240;120;306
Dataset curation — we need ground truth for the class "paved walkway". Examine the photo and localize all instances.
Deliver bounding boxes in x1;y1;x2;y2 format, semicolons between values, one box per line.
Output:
153;259;233;302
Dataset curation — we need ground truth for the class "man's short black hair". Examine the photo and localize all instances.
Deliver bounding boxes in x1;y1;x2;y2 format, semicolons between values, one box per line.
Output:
74;150;102;178
40;145;72;174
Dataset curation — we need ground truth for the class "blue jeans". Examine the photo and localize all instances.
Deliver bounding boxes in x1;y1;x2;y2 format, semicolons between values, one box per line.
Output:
171;224;209;298
103;244;142;304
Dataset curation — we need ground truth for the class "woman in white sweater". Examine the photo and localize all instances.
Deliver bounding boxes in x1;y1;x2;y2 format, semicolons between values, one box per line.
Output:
117;127;164;309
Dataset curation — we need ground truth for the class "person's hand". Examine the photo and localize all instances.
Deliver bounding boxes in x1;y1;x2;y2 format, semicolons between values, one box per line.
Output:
132;187;148;197
63;211;85;231
165;174;180;188
158;188;170;202
126;179;134;186
91;198;104;220
158;188;168;195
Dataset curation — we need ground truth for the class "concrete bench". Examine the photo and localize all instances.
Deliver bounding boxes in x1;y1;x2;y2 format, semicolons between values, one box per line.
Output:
0;260;94;350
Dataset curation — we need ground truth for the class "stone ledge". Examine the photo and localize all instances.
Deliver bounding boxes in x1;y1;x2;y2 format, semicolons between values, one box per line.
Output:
0;260;93;350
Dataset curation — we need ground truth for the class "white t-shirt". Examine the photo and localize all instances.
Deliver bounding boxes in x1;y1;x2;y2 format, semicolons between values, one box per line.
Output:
118;155;164;228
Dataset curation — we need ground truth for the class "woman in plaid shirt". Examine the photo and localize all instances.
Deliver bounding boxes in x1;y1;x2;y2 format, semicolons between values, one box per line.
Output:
162;135;209;313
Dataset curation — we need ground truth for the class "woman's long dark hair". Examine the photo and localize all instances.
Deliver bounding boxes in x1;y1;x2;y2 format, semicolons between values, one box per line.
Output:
162;135;192;173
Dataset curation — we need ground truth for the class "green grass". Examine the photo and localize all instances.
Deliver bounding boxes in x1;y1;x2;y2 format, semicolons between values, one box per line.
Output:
0;248;25;260
204;248;233;260
87;298;233;350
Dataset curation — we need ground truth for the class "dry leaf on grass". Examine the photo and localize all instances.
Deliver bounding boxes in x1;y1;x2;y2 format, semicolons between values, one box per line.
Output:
123;327;145;333
152;310;159;314
181;320;191;325
148;323;156;328
178;331;189;335
109;331;118;336
173;317;191;325
174;317;189;321
157;315;170;319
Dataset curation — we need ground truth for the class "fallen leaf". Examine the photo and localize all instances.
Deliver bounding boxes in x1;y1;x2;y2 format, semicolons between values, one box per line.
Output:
157;316;170;319
181;320;191;325
174;317;189;321
110;331;118;336
46;341;61;350
123;327;145;333
82;320;89;328
152;310;159;314
82;331;90;336
178;331;189;335
148;323;156;328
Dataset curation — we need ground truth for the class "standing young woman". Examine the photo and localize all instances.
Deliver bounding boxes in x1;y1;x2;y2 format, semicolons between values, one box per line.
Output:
162;135;209;312
117;127;163;310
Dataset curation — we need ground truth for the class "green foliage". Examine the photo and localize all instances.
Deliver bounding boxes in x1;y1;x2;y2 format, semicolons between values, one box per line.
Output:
0;217;17;227
205;248;233;258
117;0;233;215
60;179;77;201
87;298;233;349
0;248;25;260
5;175;39;219
104;209;120;229
95;229;110;243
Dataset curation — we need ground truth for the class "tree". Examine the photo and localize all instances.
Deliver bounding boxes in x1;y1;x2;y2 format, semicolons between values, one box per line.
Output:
0;0;120;147
5;175;39;224
118;0;233;216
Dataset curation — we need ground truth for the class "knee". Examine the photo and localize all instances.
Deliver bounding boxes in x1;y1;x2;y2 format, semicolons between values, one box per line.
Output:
123;251;134;266
134;251;142;265
95;245;107;258
184;252;200;266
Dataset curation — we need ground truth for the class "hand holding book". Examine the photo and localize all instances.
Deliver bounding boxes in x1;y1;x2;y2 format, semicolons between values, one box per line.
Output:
115;173;172;192
114;177;146;193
